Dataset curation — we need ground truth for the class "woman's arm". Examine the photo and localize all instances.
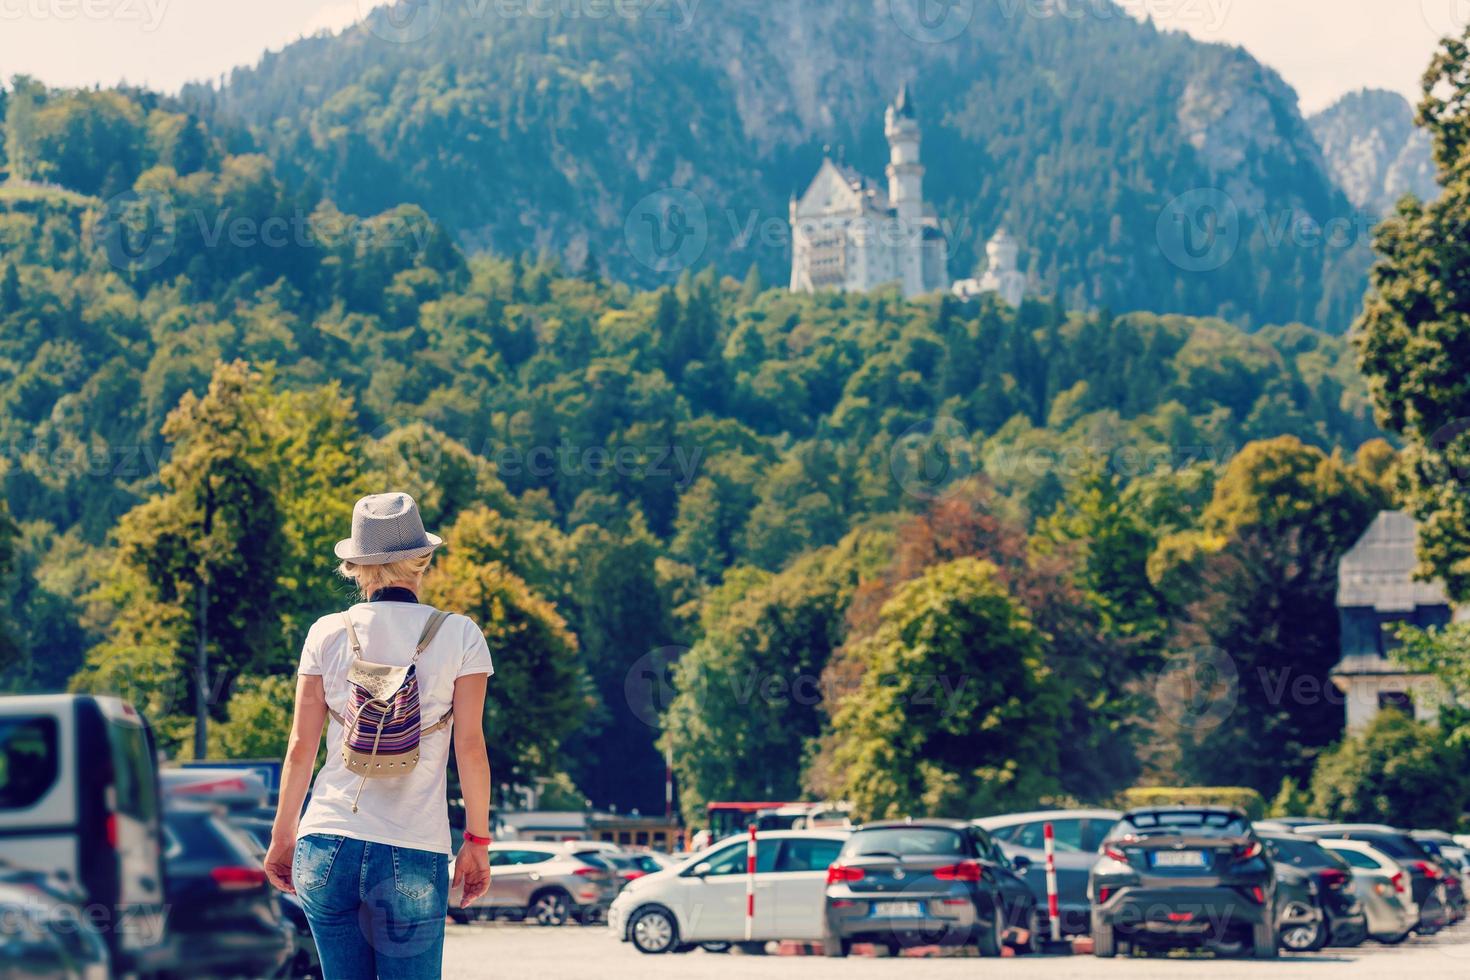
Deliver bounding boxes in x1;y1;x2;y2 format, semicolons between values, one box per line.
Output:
264;673;328;893
451;673;492;906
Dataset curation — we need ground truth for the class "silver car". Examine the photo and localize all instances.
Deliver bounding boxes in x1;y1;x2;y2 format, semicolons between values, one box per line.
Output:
1317;839;1417;944
975;808;1120;936
448;843;615;926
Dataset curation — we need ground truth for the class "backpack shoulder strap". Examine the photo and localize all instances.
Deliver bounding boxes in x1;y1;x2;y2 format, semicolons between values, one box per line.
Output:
413;609;452;662
340;612;364;659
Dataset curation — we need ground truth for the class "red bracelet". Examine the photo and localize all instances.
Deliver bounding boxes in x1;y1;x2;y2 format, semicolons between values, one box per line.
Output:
463;830;492;847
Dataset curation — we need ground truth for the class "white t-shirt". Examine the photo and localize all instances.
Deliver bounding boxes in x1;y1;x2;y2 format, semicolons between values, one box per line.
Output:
296;600;494;855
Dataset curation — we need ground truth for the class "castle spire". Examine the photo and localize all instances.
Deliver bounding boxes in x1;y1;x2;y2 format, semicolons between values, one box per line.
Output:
893;82;917;119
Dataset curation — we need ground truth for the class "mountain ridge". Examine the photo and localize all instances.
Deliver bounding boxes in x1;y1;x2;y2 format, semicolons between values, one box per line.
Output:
184;0;1367;331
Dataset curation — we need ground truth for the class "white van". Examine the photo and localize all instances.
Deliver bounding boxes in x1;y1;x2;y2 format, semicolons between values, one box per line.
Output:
608;829;849;953
0;694;168;974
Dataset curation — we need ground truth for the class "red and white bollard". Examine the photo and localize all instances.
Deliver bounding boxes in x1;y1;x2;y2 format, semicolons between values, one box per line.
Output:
745;824;757;941
1043;822;1061;943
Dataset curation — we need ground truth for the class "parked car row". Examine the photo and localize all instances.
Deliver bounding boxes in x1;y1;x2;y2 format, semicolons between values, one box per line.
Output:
447;839;679;926
607;805;1470;960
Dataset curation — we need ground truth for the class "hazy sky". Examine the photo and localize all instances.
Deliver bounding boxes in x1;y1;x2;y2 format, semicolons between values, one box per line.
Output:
0;0;1458;112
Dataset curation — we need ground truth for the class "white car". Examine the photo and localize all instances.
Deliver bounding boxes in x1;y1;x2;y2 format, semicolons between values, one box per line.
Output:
1316;838;1419;943
608;829;849;954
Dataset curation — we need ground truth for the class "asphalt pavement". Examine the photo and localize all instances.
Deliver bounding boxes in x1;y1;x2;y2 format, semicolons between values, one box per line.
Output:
443;919;1470;979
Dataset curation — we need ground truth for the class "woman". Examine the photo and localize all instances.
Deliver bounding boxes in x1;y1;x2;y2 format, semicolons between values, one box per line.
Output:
264;492;493;979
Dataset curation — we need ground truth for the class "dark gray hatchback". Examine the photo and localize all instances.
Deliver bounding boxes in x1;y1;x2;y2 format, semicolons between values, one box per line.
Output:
823;820;1040;957
1090;807;1277;959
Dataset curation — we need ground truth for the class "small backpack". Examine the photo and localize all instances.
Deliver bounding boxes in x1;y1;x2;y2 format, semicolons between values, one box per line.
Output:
327;608;455;812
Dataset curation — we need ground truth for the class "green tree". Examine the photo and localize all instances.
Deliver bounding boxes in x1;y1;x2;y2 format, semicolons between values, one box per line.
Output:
1355;28;1470;600
1309;712;1470;828
1168;438;1387;792
425;506;587;799
825;558;1064;820
662;533;876;824
1392;622;1470;744
75;362;286;757
0;504;22;678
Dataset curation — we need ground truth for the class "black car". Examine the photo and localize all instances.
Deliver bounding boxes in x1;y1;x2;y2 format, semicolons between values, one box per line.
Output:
1261;833;1367;948
229;815;322;977
1409;832;1467;922
823;820;1041;958
1271;863;1327;953
1299;824;1451;934
159;804;292;980
1090;807;1277;959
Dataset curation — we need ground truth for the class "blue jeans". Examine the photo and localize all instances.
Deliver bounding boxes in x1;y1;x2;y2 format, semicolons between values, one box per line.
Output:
292;834;448;980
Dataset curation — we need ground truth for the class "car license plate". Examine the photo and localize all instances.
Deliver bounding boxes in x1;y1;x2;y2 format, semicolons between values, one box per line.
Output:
1152;850;1207;868
874;900;924;918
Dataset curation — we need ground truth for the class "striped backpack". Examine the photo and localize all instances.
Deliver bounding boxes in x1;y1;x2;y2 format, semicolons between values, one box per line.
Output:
328;608;454;812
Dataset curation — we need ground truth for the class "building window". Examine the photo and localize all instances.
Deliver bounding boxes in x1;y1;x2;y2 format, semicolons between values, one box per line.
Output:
1378;691;1413;716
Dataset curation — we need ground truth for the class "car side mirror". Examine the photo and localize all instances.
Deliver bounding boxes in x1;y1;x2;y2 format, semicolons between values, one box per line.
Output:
1012;854;1033;873
691;861;713;877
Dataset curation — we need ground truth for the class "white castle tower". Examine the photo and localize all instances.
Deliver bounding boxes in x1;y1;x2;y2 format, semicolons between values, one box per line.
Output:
954;228;1029;308
885;84;926;298
789;85;949;299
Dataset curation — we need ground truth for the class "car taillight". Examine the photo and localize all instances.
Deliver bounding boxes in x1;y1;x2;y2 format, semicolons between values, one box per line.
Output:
1392;872;1407;894
933;861;983;883
1415;861;1441;880
1104;846;1129;864
1248;886;1266;904
1233;841;1263;861
105;813;119;850
210;867;268;891
827;864;865;885
1318;868;1348;890
573;867;600;877
1097;888;1112;904
620;870;647;881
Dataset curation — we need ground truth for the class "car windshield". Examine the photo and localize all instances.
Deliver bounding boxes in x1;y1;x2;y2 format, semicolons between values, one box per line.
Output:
1116;811;1249;837
846;827;965;857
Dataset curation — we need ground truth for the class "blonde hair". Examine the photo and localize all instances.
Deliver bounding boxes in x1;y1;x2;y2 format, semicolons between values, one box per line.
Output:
338;554;434;600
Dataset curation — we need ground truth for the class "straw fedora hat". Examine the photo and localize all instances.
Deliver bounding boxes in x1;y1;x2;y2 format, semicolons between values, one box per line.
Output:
334;493;443;565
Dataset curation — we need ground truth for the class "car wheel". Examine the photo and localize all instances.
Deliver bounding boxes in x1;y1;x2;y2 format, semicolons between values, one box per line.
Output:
1377;930;1411;946
1252;920;1279;959
1017;907;1044;954
975;899;1005;957
736;942;767;956
528;889;572;927
1278;908;1326;953
699;942;731;954
629;906;679;955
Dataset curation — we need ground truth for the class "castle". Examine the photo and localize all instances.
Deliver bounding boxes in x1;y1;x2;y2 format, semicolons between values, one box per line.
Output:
789;85;1028;305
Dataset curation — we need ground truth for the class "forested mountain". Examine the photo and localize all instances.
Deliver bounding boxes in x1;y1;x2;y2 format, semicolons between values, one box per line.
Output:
183;0;1368;331
0;76;1387;810
1310;89;1438;216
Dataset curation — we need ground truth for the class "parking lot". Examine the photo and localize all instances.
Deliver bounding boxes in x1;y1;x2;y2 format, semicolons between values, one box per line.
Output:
444;920;1470;979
